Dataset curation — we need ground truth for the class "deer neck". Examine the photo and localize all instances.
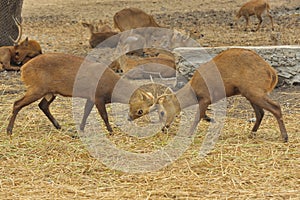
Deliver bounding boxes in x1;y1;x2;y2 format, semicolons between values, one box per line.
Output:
175;82;199;110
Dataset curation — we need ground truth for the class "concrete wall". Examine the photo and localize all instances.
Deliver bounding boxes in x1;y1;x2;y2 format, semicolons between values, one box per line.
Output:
174;46;300;87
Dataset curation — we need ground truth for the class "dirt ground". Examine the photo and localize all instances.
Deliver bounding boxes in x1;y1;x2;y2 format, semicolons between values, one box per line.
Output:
0;0;299;199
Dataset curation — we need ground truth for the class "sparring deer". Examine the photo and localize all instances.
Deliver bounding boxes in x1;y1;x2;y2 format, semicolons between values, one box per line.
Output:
6;53;157;135
129;48;288;142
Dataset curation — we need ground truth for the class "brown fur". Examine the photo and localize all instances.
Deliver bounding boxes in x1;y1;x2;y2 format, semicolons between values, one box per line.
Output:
135;48;288;142
0;46;21;71
82;22;119;48
6;53;156;135
110;53;176;79
14;37;43;65
236;0;274;31
113;7;160;31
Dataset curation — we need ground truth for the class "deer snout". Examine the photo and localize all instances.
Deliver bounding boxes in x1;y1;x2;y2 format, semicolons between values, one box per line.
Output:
127;114;134;122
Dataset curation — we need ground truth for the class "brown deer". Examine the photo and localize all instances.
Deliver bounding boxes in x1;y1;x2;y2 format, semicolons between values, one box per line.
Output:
0;17;42;71
14;37;43;65
113;7;160;32
95;20;113;32
6;53;157;135
82;22;119;48
0;46;21;71
109;53;176;79
236;0;274;31
130;48;288;142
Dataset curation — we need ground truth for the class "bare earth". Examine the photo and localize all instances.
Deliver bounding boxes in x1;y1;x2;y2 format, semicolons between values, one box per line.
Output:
0;0;299;199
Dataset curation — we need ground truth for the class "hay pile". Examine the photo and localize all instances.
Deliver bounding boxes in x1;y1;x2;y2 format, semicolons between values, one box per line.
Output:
0;72;299;199
0;0;299;198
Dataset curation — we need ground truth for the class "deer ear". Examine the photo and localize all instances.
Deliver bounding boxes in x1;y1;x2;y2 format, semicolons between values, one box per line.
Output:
24;37;29;46
157;94;174;104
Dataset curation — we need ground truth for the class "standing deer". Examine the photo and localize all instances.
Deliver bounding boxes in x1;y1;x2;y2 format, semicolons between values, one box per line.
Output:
236;0;274;31
6;53;157;135
129;48;288;142
113;7;160;32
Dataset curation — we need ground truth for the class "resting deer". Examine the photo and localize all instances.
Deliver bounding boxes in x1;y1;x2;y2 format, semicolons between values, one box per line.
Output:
0;46;20;71
6;53;157;135
113;7;160;32
82;22;119;48
236;0;274;31
14;37;43;65
109;53;176;79
129;48;288;142
0;17;42;71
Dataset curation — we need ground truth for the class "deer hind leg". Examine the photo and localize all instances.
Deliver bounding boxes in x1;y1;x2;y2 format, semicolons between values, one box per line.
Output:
244;15;250;31
38;94;61;129
248;95;288;142
80;99;94;131
4;64;21;71
249;102;265;137
255;14;263;31
266;11;274;30
190;99;210;134
7;89;44;135
95;99;113;133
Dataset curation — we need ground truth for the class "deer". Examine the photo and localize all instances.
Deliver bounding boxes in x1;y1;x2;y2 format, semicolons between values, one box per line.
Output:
109;53;176;79
0;17;42;71
6;52;159;135
82;22;119;48
235;0;274;31
113;7;160;32
0;46;21;71
14;37;43;65
129;48;288;142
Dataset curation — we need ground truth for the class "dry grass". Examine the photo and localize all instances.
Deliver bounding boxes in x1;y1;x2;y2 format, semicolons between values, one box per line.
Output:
0;0;299;199
0;72;299;199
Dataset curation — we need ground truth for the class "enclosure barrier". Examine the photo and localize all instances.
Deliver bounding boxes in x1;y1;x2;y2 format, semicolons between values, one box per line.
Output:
174;45;300;86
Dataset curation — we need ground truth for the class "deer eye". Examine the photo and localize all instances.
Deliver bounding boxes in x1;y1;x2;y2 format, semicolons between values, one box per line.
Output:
160;111;165;117
137;110;143;115
15;51;19;56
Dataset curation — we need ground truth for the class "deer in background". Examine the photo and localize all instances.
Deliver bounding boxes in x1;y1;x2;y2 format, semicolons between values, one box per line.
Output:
0;16;42;71
108;51;176;79
113;7;160;32
82;22;119;48
6;53;158;135
129;48;288;142
236;0;274;31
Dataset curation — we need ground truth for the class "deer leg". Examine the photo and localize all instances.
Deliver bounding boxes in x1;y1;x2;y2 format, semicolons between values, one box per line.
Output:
80;99;94;131
267;12;274;30
38;95;61;129
249;102;264;138
95;100;113;133
190;99;210;134
4;64;21;71
244;16;249;31
248;95;288;142
255;15;263;31
203;113;214;123
7;91;44;135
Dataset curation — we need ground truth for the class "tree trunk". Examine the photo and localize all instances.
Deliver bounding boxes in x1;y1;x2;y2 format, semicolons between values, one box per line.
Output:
0;0;23;46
